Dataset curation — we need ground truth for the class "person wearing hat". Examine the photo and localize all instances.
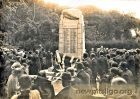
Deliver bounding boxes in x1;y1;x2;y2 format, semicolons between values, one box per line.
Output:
82;52;92;69
31;51;41;75
45;51;53;69
4;60;15;83
11;75;41;99
11;62;24;70
64;56;71;71
54;72;79;99
96;51;108;77
90;53;98;85
32;71;55;99
66;65;82;89
119;62;134;84
110;67;127;87
76;62;90;88
82;61;93;84
126;50;136;77
135;49;140;94
114;49;124;64
109;67;129;98
7;62;24;99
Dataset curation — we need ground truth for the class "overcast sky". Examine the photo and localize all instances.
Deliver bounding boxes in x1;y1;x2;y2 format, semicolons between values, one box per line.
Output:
43;0;140;19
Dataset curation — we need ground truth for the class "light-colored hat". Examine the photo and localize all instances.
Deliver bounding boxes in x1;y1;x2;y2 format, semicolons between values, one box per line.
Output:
11;62;23;69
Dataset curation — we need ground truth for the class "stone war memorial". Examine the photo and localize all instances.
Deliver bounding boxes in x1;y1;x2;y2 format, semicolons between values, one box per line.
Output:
59;9;85;59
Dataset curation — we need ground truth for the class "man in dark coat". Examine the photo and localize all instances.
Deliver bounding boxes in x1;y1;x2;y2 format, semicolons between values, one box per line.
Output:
83;52;92;69
114;49;125;64
135;49;140;93
0;66;6;97
126;51;136;76
40;49;47;70
76;62;90;88
29;51;41;75
110;67;127;87
33;72;55;99
64;56;71;71
0;50;6;97
90;53;98;84
55;72;97;99
54;72;76;99
82;61;93;84
96;51;108;77
119;62;134;84
45;51;53;69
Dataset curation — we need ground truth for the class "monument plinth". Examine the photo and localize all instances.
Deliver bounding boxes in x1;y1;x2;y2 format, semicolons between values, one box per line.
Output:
59;9;85;59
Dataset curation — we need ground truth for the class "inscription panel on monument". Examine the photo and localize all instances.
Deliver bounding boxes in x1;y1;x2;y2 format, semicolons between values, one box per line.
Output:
63;28;77;53
70;29;77;53
59;9;85;59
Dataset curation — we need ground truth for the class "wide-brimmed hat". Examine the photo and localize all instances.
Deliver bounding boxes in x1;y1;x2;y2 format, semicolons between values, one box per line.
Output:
11;62;24;70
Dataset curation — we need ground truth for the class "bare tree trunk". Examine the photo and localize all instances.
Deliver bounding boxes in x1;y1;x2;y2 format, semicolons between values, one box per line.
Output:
33;2;35;21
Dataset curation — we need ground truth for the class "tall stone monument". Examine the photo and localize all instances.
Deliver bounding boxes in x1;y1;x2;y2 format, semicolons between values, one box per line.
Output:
59;9;85;59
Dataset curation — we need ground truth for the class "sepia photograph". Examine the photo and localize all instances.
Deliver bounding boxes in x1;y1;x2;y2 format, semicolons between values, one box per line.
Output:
0;0;140;99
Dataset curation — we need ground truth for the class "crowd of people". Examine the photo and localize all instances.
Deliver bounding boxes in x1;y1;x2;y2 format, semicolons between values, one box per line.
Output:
0;45;140;99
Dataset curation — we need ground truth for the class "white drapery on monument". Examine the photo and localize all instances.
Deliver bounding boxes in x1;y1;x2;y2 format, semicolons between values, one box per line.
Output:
59;9;85;59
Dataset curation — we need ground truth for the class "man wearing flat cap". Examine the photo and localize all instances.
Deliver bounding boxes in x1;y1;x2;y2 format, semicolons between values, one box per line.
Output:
76;62;90;88
55;72;78;99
